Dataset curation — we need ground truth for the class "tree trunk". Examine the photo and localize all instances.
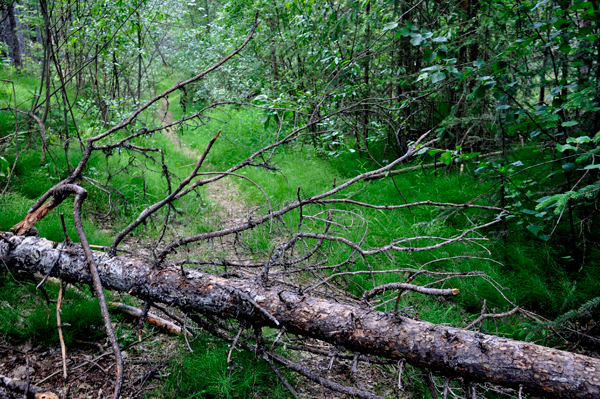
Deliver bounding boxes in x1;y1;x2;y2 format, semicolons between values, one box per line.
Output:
6;2;22;67
2;233;599;399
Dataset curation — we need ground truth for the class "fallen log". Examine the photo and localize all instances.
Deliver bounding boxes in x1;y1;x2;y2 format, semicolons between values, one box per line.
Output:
2;233;599;399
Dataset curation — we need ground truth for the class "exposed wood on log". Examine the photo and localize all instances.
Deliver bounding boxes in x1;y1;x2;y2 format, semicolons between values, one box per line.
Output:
2;233;600;399
109;302;189;336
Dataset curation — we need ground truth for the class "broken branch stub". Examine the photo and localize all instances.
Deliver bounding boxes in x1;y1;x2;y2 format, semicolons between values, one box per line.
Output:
2;234;599;399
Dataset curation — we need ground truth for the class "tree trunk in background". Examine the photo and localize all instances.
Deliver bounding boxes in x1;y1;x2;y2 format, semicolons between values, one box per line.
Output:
2;234;600;399
362;1;371;152
6;2;22;67
14;5;24;58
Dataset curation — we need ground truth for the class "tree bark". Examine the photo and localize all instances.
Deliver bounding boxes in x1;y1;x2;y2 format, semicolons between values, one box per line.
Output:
6;2;22;67
2;233;599;399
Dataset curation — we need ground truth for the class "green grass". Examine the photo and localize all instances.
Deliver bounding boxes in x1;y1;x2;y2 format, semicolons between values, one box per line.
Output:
158;333;292;399
0;276;105;346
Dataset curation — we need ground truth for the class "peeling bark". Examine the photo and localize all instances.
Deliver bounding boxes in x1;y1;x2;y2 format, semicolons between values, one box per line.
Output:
109;302;188;336
2;234;600;399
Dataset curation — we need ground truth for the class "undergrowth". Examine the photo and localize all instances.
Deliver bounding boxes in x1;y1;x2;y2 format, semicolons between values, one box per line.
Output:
158;334;292;399
0;276;105;346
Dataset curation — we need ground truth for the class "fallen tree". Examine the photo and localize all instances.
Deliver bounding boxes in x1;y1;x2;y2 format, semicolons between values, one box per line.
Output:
2;233;599;399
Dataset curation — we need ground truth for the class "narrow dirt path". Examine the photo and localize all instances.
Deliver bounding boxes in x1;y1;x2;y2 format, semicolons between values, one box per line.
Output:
159;102;249;231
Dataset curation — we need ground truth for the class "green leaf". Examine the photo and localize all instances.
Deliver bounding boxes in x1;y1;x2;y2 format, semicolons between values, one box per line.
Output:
556;143;576;152
474;85;487;98
446;66;463;78
396;27;411;37
527;224;541;236
550;86;563;96
473;58;485;67
458;152;480;161
561;121;579;127
0;156;8;178
567;136;590;144
530;130;542;138
552;98;564;108
433;36;448;42
439;151;452;165
559;43;571;53
410;34;424;46
492;61;508;72
421;65;441;72
553;18;569;29
421;31;434;39
495;104;511;110
584;164;600;170
416;146;429;155
383;22;398;32
423;49;437;62
430;71;446;83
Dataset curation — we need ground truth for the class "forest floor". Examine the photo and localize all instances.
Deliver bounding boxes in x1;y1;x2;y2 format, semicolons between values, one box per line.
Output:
1;335;176;399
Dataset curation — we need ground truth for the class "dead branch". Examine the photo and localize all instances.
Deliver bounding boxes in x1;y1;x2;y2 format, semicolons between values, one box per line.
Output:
466;301;520;331
56;280;68;380
108;302;189;336
364;151;504;181
11;184;125;399
363;283;459;302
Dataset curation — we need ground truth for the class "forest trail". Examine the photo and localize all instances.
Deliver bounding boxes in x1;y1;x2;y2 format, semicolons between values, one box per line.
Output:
158;101;249;241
